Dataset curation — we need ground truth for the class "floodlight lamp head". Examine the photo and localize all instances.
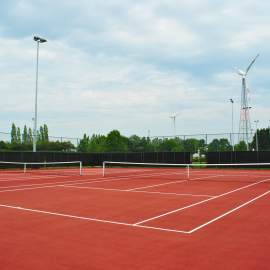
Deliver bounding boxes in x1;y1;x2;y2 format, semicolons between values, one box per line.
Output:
33;36;41;41
230;99;234;103
40;38;47;43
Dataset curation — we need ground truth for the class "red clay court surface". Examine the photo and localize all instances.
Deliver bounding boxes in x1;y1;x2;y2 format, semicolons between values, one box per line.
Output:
0;167;269;269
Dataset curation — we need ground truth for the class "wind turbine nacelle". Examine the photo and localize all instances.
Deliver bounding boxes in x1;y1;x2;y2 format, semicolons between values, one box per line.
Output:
238;70;246;76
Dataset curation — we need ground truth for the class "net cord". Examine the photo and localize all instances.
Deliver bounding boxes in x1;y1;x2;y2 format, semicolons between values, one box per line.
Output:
103;161;270;179
0;161;82;165
103;161;270;167
0;161;82;176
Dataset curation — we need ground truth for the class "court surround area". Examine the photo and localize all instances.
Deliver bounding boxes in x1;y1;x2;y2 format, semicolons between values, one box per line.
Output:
0;163;269;269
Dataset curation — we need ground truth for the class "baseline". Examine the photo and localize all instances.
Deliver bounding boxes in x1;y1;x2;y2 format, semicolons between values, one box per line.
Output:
0;203;188;234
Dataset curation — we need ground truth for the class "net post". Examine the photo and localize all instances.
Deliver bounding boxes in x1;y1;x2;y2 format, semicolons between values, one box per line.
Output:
103;161;105;177
24;163;26;174
80;161;82;176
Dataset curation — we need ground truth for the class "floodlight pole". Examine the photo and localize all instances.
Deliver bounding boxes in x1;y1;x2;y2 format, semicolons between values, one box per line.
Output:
254;120;259;151
33;36;47;152
230;99;234;151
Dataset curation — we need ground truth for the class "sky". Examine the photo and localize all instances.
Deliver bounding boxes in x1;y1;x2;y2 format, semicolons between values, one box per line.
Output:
1;0;270;143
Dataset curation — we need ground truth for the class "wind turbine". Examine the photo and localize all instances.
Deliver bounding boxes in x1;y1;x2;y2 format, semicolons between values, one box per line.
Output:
170;112;181;137
234;54;259;150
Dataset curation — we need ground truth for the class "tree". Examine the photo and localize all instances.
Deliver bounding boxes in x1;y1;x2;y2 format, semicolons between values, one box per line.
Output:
0;141;8;150
128;135;142;152
158;139;177;151
77;139;88;152
87;134;106;152
39;126;44;141
171;146;186;152
77;134;90;152
16;127;21;143
152;138;163;152
207;138;232;152
198;139;206;148
22;125;28;143
36;129;40;141
251;128;270;150
207;139;219;151
11;123;17;143
83;134;90;146
61;141;76;151
28;128;33;143
105;130;127;152
219;138;232;151
144;143;155;152
173;137;185;147
234;140;247;151
43;124;49;140
183;138;198;153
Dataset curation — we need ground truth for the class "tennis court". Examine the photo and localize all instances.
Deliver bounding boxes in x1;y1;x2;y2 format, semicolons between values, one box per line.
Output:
0;163;269;269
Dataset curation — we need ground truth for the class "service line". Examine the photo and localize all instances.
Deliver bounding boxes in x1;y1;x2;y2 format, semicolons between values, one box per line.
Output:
134;179;270;225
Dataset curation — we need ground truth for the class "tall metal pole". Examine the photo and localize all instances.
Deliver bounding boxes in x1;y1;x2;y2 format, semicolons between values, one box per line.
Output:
34;41;39;152
230;99;234;151
33;36;47;152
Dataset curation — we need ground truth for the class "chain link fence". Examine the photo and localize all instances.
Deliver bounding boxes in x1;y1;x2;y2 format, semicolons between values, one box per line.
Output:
1;130;270;155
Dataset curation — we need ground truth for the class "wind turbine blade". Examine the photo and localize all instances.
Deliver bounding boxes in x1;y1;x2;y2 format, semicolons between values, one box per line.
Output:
234;66;240;71
246;54;259;74
175;112;181;118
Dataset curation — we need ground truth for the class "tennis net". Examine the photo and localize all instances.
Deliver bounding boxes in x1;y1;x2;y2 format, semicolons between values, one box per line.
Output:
103;161;270;183
0;161;82;176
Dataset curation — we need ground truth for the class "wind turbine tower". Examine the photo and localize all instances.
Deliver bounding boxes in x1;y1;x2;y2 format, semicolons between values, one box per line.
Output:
170;112;181;137
234;54;259;150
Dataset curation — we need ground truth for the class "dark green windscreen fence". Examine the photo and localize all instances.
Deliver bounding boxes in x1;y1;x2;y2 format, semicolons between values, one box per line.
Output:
0;151;191;167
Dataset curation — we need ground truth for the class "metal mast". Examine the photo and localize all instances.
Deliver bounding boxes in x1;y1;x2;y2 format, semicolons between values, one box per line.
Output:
234;54;259;150
33;36;47;152
170;112;181;137
238;77;252;149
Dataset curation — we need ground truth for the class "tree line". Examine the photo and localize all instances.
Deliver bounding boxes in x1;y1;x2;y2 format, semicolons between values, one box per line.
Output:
0;123;75;151
1;124;269;153
76;129;268;153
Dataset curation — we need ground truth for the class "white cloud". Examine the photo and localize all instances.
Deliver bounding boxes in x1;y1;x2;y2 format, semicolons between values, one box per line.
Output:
0;0;269;141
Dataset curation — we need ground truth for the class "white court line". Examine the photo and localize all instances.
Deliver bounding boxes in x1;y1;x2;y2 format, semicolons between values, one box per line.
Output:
1;191;268;234
127;174;223;191
0;184;269;234
0;176;126;191
0;178;104;190
0;204;188;234
134;178;270;225
59;185;123;192
0;185;60;192
126;180;187;191
60;184;215;197
0;176;148;192
0;175;63;181
188;190;270;233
